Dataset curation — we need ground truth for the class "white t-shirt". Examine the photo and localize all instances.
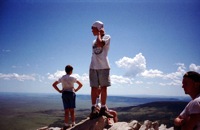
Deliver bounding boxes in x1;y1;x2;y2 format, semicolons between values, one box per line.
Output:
180;94;200;129
90;34;111;70
58;74;77;92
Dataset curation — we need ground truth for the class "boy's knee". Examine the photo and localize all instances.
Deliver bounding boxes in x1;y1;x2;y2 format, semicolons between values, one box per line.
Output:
92;87;99;91
101;87;107;92
69;108;74;112
65;109;69;112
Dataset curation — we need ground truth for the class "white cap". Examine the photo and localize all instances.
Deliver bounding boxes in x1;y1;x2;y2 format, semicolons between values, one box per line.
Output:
92;21;104;30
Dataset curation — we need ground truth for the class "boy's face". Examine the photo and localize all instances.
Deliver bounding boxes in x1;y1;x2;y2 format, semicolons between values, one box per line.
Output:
92;26;99;36
182;77;196;95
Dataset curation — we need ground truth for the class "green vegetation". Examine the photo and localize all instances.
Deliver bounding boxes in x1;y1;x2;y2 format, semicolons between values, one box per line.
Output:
115;101;188;127
0;93;188;130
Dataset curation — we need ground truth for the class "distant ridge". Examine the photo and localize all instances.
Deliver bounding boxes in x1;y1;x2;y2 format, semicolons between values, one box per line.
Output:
112;101;188;111
41;101;188;129
0;93;189;130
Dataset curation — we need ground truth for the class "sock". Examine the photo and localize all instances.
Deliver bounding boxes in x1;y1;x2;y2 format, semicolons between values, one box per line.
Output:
65;123;70;127
101;105;106;107
72;122;76;125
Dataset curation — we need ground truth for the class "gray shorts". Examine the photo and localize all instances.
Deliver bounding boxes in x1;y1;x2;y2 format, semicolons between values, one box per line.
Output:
89;69;111;87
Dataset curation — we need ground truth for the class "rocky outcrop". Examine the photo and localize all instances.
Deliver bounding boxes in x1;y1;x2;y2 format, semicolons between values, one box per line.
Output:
37;117;174;130
71;117;106;130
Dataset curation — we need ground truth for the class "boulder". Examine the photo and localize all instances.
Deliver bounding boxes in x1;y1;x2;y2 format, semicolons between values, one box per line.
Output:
37;118;174;130
71;117;107;130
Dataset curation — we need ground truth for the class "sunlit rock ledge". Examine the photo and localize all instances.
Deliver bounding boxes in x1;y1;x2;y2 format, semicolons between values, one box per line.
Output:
37;116;174;130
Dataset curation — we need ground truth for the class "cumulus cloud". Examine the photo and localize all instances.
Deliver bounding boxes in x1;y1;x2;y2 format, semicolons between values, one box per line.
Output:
189;63;200;73
47;71;135;86
45;61;200;90
141;63;186;86
135;80;143;84
116;53;146;77
114;53;200;87
140;62;186;83
47;71;89;84
0;73;35;81
47;70;65;80
159;80;181;86
111;75;133;84
141;69;163;78
164;63;186;80
72;73;89;83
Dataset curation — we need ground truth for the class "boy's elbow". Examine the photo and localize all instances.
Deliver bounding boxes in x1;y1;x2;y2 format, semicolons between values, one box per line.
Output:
79;85;83;89
52;83;55;87
52;81;58;87
78;81;83;87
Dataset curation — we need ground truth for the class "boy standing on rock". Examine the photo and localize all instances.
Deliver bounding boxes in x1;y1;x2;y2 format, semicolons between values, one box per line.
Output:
89;20;113;119
52;65;83;129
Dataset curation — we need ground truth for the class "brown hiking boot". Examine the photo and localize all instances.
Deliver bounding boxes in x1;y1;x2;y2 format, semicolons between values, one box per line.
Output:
99;107;114;118
63;125;71;130
89;106;99;120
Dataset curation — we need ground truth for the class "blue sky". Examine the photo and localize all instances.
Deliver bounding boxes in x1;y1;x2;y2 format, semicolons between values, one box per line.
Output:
0;0;200;96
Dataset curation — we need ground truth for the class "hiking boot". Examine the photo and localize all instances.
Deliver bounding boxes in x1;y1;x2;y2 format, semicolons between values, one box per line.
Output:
99;107;114;118
72;122;76;127
63;125;71;130
89;106;99;120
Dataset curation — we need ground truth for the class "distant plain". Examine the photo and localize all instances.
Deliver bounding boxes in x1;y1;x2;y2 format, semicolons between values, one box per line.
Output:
0;92;189;130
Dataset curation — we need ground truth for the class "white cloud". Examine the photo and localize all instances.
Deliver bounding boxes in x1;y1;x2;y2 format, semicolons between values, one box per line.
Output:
176;63;186;72
143;64;183;85
115;53;198;87
0;73;35;81
111;75;133;85
47;61;200;89
159;80;181;86
47;71;89;84
47;71;135;86
47;70;65;80
72;73;89;83
140;64;185;87
115;53;146;77
141;69;163;78
164;64;186;82
189;63;200;73
135;81;143;84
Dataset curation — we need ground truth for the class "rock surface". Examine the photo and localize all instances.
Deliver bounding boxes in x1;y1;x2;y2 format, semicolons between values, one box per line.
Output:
37;117;174;130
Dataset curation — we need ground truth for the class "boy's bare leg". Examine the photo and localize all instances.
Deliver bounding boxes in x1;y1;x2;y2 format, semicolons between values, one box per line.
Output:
69;108;75;125
64;109;69;125
100;86;107;105
63;109;71;130
99;86;113;118
91;87;99;105
90;87;99;119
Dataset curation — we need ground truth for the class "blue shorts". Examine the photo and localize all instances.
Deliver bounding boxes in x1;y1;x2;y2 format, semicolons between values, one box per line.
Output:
62;91;76;109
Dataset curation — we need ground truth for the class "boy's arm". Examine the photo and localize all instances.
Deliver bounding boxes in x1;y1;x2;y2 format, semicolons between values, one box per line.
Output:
181;114;200;130
174;116;184;126
96;29;105;47
52;81;62;93
74;80;83;92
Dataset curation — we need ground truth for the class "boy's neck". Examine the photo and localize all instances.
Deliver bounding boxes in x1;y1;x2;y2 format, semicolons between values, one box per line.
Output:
67;71;72;75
